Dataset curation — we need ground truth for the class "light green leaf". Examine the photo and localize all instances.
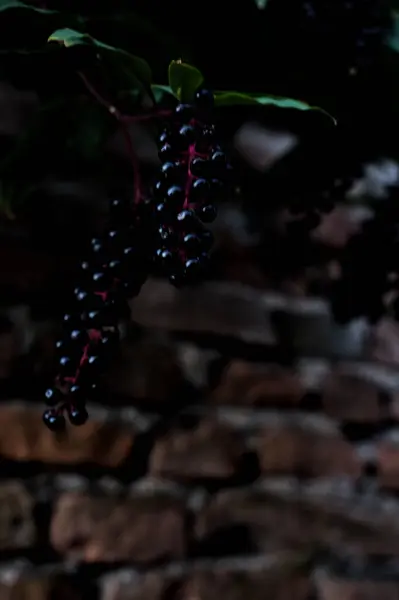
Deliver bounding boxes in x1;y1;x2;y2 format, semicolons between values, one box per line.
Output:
168;60;204;102
48;28;152;96
214;91;336;123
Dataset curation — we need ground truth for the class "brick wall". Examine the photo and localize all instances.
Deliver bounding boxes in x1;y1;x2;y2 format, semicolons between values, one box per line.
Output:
2;240;399;600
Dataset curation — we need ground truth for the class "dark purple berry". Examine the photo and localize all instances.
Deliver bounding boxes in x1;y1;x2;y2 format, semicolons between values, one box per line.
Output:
159;143;174;161
161;161;180;179
190;157;208;176
177;209;197;227
67;404;89;426
43;408;66;432
182;233;202;253
44;387;62;406
197;204;217;223
179;125;196;145
165;185;185;207
194;88;214;111
175;103;194;120
190;178;209;199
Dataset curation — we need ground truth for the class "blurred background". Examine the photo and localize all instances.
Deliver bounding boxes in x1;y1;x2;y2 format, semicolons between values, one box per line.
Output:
1;0;399;598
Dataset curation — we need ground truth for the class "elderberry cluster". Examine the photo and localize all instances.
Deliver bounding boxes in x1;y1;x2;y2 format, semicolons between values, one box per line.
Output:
42;197;150;432
152;88;230;286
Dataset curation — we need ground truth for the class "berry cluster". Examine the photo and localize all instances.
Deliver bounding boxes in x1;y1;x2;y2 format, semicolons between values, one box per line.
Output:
42;87;230;430
42;197;151;432
152;88;230;286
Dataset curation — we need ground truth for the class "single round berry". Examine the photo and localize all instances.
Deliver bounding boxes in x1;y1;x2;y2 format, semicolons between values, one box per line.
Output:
197;204;217;223
161;161;180;179
211;150;226;163
155;248;176;271
107;229;125;246
58;355;76;376
176;209;197;228
178;125;196;146
67;404;89;426
175;103;194;120
194;88;214;111
190;157;208;176
44;387;62;406
159;143;174;161
107;259;123;277
70;328;88;345
165;185;185;208
184;257;203;280
182;233;203;253
92;271;111;291
69;384;86;405
63;313;81;329
190;178;209;200
80;260;91;274
43;408;66;432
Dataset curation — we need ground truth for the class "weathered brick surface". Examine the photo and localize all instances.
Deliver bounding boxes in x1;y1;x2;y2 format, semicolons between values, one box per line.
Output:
211;360;304;407
0;405;135;466
149;419;245;481
377;440;399;490
315;573;399;600
101;570;182;600
130;280;276;345
195;487;399;555
322;372;384;422
181;569;311;600
0;574;84;600
0;481;35;550
106;338;183;403
50;492;186;563
256;426;361;478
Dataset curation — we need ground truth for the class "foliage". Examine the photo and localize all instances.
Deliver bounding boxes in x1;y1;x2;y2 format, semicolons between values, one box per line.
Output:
0;0;334;214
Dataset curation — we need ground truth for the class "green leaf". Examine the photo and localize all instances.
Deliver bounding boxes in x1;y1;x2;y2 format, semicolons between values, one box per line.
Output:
151;83;176;104
48;28;153;97
387;11;399;53
0;0;57;14
168;60;203;102
214;91;336;123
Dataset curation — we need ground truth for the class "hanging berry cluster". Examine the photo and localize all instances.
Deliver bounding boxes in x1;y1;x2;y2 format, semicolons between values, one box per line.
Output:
152;89;230;286
42;87;231;431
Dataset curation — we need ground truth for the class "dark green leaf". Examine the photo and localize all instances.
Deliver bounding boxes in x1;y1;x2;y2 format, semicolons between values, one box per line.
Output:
168;60;203;102
0;0;57;14
48;28;153;97
151;83;176;104
387;11;399;53
214;91;336;123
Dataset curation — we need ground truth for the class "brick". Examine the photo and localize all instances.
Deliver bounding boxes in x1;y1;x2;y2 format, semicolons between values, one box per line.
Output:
0;481;35;550
106;338;183;403
211;361;304;407
256;426;361;478
149;419;245;481
182;569;310;600
195;488;399;556
50;492;186;563
0;577;51;600
377;441;399;490
0;574;84;600
316;574;399;600
101;571;181;600
0;405;134;467
130;280;276;345
368;318;399;367
322;372;384;422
